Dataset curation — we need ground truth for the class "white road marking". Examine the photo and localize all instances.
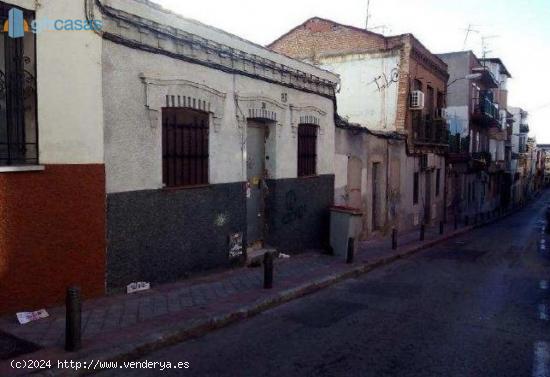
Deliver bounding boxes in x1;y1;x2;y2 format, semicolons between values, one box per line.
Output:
533;341;550;377
541;280;549;290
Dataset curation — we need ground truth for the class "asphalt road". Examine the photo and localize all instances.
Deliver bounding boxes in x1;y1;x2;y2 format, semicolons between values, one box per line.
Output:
100;193;550;377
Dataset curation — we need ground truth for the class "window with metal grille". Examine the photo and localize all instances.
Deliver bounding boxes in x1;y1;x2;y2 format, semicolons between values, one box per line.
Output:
413;172;419;204
0;5;37;166
297;123;317;177
162;108;209;188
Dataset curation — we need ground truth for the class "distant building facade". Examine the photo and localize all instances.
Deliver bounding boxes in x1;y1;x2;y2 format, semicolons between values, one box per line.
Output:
438;51;511;220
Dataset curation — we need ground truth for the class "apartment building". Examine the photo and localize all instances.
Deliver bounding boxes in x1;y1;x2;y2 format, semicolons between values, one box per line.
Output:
438;51;510;220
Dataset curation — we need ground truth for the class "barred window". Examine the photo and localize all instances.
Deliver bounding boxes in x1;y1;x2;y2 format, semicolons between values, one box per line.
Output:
413;172;419;204
297;124;317;177
162;108;209;188
0;5;37;166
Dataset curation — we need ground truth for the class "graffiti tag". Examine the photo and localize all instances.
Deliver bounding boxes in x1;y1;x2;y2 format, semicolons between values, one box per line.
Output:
372;67;399;92
281;190;307;225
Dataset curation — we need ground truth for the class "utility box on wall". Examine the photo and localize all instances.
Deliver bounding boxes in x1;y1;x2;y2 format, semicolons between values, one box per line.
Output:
329;206;363;259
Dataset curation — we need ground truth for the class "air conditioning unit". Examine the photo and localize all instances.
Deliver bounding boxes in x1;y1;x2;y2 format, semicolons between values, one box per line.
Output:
410;90;425;110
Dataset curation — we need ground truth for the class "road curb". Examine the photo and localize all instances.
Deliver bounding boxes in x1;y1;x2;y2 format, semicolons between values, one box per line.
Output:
35;213;514;376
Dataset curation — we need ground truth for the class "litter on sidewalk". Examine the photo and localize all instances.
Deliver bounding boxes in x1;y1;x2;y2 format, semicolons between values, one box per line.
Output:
127;282;151;294
16;309;49;325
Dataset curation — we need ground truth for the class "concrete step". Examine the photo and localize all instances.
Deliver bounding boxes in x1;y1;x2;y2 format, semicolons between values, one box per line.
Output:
246;248;278;266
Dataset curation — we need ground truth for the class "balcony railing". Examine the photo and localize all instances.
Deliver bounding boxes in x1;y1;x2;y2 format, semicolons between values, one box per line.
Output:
520;124;530;134
413;115;449;145
472;151;492;164
448;134;470;153
472;97;499;126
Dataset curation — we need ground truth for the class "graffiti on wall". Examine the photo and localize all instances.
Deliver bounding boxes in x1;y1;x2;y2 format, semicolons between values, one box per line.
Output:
281;190;307;225
371;66;399;92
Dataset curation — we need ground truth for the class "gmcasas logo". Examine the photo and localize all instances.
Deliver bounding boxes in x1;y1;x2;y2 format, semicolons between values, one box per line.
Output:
2;7;102;38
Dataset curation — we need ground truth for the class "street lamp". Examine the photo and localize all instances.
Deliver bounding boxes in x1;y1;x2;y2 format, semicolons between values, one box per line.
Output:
448;73;483;87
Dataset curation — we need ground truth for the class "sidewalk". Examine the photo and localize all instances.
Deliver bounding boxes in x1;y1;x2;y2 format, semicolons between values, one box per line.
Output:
0;211;514;376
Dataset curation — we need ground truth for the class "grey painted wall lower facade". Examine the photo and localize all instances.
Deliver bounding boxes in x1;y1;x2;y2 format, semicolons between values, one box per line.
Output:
265;175;334;252
106;175;334;291
106;183;246;291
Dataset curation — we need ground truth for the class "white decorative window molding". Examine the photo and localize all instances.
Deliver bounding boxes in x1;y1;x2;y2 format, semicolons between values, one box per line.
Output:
140;75;227;132
290;105;327;137
235;95;287;127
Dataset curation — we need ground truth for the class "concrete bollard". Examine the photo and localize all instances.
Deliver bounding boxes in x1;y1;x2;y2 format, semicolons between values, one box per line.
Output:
346;237;355;264
263;252;274;289
392;228;398;250
65;286;82;352
420;224;425;241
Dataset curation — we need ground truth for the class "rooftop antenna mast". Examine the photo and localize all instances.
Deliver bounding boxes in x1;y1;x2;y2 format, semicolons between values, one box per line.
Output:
462;24;480;50
366;0;371;30
481;35;499;60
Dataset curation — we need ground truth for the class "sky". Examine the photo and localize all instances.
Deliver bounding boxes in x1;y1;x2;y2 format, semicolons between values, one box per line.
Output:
156;0;549;142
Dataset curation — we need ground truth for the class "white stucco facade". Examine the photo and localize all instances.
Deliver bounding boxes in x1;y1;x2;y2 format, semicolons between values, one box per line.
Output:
321;51;400;131
98;0;338;194
4;0;104;165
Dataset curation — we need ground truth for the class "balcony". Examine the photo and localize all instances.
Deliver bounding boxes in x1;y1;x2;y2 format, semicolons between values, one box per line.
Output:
520;124;530;134
489;160;506;173
472;151;492;164
447;134;470;163
413;115;449;146
472;97;499;127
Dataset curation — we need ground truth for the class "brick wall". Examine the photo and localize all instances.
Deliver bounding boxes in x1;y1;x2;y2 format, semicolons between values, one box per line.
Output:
269;18;388;61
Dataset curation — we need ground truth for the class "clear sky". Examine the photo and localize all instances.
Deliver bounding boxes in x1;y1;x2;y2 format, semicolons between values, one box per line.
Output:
156;0;549;142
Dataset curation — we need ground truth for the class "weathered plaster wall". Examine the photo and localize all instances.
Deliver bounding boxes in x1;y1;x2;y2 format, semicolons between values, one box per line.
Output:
321;52;399;131
104;0;337;83
102;41;335;193
399;153;446;230
101;12;337;289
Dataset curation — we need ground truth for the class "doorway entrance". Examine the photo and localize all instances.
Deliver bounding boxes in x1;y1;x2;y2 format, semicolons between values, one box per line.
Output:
372;162;381;230
424;171;432;224
246;121;267;248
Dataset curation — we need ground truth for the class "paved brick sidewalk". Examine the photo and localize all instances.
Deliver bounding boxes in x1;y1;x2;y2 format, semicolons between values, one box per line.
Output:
0;215;501;376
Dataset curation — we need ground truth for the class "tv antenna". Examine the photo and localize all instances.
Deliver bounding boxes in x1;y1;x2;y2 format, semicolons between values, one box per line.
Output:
462;24;480;50
369;25;392;35
366;0;371;30
481;35;499;59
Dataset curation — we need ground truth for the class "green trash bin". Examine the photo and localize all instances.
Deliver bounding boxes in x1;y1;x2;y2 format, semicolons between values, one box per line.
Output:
329;206;363;259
